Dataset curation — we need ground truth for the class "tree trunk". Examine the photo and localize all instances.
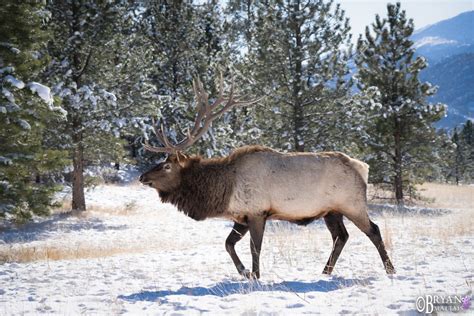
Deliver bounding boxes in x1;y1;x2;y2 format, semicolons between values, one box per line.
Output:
72;127;86;211
455;164;459;185
291;0;305;152
292;105;305;152
393;117;404;205
70;1;86;211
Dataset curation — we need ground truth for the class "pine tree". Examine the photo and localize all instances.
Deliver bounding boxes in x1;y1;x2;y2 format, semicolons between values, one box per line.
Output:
355;3;445;204
229;0;353;152
0;1;68;222
460;120;474;181
450;129;465;185
133;0;255;158
448;120;474;184
45;1;130;211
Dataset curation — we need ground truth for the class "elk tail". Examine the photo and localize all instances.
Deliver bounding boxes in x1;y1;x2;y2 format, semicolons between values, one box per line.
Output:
350;158;369;184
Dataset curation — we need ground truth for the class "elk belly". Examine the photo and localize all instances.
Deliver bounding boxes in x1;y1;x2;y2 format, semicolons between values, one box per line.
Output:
266;177;337;220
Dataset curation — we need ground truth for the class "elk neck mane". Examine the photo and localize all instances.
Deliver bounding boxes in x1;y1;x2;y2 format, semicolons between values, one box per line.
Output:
158;145;275;221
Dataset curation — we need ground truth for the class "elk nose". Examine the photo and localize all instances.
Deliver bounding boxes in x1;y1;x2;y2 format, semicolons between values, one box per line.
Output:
139;174;144;182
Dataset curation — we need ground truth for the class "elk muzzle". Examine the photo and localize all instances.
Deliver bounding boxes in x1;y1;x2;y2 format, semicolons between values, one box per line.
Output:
139;173;153;186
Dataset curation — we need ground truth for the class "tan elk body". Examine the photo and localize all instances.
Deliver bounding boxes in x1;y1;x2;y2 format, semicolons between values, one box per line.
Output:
225;148;370;230
140;74;395;279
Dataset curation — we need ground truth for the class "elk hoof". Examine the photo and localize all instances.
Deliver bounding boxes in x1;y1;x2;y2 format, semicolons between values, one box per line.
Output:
386;267;396;274
385;262;396;274
322;268;333;275
240;269;259;280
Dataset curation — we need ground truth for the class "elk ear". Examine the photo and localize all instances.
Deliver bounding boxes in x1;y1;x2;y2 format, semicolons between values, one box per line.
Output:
168;151;190;168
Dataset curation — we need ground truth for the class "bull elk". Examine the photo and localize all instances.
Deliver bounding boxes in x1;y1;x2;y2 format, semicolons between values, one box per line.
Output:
139;74;395;279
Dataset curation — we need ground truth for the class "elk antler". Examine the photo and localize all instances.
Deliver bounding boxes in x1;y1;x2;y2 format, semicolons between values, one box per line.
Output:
144;73;261;154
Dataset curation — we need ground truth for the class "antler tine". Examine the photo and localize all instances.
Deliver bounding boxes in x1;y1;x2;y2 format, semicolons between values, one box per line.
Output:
158;122;174;148
150;117;163;143
143;117;179;154
190;77;211;137
232;95;264;106
193;78;209;108
187;72;227;142
210;72;225;111
143;143;176;154
209;76;237;121
144;72;261;154
150;117;170;148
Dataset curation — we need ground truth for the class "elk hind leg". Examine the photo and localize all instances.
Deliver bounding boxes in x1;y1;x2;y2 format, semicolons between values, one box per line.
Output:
347;211;396;274
247;216;266;279
366;220;396;274
225;222;249;276
322;212;349;275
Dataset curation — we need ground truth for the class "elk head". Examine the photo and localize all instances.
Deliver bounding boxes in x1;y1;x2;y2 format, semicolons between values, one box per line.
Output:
139;73;260;193
139;152;189;192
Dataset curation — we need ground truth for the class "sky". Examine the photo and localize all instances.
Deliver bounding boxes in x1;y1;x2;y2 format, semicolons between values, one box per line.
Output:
335;0;473;41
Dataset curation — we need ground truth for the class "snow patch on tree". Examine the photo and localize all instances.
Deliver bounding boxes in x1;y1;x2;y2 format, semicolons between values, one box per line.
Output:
4;75;25;89
28;82;53;105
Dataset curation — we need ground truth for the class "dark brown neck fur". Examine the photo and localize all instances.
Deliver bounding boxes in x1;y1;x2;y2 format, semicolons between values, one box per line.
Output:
158;145;274;221
158;158;235;220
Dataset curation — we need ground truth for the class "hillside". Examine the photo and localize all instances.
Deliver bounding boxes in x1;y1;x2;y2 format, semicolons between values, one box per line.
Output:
413;11;474;63
421;53;474;128
413;11;474;128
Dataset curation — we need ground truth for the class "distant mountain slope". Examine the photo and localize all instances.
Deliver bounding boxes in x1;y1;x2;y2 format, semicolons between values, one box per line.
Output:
413;11;474;63
421;53;474;128
413;11;474;128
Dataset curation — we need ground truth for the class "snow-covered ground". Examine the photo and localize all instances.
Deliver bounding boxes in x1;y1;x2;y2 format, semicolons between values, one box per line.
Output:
0;184;472;315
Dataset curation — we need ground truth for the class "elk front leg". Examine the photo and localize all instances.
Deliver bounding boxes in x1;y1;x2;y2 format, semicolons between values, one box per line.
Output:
225;222;249;276
323;212;349;274
247;216;266;279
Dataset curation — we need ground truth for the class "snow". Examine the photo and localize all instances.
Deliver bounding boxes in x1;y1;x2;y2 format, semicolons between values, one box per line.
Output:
27;82;54;105
413;36;458;49
0;184;472;315
1;88;15;103
0;66;14;75
4;75;25;89
0;157;12;165
17;119;31;130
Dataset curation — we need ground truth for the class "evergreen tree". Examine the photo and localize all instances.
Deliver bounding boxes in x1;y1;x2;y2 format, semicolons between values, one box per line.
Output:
135;0;257;158
355;3;445;204
229;0;353;152
460;120;474;181
427;129;454;183
447;120;474;184
0;1;67;222
45;1;130;211
450;129;465;184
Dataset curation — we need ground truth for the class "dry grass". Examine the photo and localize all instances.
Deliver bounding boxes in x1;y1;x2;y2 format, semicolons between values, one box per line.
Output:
408;212;474;241
417;183;474;210
368;182;473;211
0;244;146;264
265;222;326;268
83;201;138;216
55;198;138;217
0;199;144;263
382;218;393;252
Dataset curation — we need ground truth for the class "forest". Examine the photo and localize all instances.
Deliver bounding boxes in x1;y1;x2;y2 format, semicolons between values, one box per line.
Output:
0;1;473;221
1;1;473;315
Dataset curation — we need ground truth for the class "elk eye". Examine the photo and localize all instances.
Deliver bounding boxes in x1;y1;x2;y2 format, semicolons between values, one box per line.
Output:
163;164;171;171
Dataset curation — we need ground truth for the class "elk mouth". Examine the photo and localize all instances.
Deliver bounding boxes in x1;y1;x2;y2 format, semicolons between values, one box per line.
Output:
139;177;153;187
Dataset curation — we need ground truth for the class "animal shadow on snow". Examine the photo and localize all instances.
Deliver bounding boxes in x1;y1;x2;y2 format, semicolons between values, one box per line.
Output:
0;212;128;244
119;277;373;302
